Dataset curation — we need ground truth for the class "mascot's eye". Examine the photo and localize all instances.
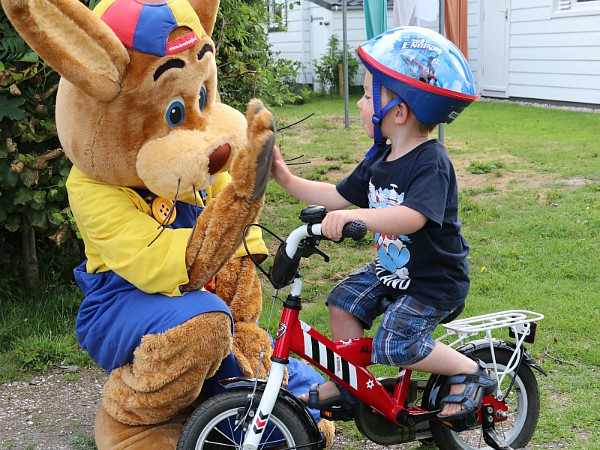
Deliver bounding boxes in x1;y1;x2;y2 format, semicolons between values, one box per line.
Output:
166;97;185;127
198;87;207;111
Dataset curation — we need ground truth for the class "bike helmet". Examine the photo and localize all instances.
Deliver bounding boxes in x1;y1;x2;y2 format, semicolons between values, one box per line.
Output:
358;26;479;159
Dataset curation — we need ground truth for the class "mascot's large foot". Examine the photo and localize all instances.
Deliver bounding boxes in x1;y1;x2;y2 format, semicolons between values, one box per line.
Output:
95;402;184;450
102;313;231;426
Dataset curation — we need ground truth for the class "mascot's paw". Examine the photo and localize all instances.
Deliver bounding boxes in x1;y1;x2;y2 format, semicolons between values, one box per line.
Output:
94;402;184;450
230;99;274;201
232;322;273;378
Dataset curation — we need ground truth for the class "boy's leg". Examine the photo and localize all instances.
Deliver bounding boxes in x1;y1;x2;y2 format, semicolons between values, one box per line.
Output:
404;341;479;416
329;304;365;340
300;262;386;405
371;295;495;418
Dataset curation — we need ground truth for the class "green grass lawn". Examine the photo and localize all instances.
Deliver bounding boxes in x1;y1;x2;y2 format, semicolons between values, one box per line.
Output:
0;95;598;449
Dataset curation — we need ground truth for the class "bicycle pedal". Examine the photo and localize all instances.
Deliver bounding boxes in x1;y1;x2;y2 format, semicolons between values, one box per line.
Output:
320;405;354;422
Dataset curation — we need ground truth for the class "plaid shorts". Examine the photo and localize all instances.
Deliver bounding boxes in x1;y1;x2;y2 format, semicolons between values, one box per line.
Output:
326;261;452;366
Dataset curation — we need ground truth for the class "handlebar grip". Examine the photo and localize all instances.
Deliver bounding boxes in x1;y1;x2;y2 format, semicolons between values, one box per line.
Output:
342;221;367;241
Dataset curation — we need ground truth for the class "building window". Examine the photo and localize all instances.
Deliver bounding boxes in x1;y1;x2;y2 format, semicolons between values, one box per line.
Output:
269;0;288;32
555;0;600;16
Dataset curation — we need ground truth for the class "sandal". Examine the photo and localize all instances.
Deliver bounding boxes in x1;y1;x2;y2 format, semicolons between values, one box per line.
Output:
301;381;357;411
437;359;498;421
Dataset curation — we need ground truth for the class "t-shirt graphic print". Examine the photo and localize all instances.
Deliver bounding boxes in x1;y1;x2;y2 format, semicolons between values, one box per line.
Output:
368;180;412;290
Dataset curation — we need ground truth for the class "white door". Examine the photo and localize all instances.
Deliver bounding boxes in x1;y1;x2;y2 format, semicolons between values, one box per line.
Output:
479;0;509;97
309;6;332;89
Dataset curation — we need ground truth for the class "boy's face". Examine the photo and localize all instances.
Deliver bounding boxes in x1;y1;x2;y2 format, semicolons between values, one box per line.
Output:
357;71;376;139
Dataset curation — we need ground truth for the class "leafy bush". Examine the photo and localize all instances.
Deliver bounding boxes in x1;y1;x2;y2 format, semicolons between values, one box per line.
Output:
0;10;79;290
313;35;359;95
215;0;303;108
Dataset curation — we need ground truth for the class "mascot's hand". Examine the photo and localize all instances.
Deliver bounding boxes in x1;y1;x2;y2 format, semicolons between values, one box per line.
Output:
232;322;273;378
184;100;274;290
229;99;274;201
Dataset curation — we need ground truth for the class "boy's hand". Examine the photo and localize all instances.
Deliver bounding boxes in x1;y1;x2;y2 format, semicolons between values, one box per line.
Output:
321;209;360;241
270;145;291;186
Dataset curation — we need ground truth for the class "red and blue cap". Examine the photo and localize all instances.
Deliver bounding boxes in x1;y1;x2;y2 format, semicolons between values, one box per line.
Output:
94;0;203;57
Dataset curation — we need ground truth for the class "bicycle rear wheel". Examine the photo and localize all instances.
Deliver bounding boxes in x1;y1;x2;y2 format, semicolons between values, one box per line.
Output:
430;347;541;450
177;390;316;449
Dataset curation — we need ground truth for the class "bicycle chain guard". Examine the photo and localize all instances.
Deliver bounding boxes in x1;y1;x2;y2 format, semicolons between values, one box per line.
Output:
354;378;430;445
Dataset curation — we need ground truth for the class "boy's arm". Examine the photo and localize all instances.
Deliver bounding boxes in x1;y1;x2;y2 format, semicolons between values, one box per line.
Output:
321;205;427;241
271;146;350;211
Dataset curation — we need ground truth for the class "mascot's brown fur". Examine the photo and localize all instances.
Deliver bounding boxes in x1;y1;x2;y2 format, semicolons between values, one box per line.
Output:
2;0;334;447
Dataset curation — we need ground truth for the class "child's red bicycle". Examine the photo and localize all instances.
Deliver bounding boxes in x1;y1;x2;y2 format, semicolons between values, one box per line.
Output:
177;206;546;450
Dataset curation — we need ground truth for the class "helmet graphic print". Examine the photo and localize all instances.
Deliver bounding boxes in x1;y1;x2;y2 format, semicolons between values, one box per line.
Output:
358;27;478;156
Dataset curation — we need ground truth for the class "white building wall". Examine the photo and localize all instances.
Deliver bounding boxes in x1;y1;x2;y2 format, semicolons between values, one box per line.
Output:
466;1;480;91
270;0;600;105
468;0;600;105
269;2;397;86
268;1;311;83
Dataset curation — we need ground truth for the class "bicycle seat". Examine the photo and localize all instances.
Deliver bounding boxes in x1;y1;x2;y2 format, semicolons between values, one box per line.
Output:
441;304;465;324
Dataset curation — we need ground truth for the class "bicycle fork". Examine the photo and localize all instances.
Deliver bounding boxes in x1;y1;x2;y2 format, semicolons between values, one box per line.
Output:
241;362;286;450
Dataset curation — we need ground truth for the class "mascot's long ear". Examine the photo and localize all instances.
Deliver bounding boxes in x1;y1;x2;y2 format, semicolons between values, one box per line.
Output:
1;0;129;101
188;0;219;37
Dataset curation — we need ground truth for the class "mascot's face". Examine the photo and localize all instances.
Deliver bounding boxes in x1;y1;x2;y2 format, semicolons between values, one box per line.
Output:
51;0;246;199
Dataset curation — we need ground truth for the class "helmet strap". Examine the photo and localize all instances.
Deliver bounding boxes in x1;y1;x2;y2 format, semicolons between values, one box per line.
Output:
365;79;403;160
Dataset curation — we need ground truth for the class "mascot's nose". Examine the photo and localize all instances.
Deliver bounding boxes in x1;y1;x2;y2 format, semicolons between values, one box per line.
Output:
208;144;231;175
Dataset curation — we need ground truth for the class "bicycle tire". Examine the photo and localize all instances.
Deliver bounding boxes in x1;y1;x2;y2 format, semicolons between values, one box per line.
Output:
177;389;316;449
430;347;541;450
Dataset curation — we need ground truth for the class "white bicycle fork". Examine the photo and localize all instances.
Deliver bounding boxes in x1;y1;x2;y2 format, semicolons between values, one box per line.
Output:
242;362;286;450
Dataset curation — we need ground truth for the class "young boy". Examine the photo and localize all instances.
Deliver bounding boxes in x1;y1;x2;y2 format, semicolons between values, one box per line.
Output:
270;26;496;420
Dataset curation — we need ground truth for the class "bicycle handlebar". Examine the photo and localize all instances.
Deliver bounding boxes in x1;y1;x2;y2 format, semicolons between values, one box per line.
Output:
284;220;367;258
269;220;367;290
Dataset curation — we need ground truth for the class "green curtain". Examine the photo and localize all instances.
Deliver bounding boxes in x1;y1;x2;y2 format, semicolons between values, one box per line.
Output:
364;0;387;39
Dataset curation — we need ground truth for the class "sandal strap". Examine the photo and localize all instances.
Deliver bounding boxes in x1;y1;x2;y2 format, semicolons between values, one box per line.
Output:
439;394;478;411
446;361;496;389
439;359;499;418
333;380;357;408
306;383;321;409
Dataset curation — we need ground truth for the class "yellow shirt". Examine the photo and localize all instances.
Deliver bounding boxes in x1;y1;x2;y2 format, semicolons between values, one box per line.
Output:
66;166;267;296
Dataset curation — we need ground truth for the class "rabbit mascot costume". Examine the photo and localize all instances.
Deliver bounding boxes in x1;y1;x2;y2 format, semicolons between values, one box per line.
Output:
1;0;334;447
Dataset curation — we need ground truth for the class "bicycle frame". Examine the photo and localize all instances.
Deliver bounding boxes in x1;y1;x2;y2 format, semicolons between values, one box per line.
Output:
240;219;544;450
243;278;421;450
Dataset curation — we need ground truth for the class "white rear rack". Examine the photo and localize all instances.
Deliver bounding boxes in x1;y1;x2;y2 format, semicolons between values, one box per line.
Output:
443;310;544;335
439;310;545;393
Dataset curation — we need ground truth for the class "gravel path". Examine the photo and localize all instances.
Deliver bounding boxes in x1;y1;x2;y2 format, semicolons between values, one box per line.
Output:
0;367;106;450
0;367;426;450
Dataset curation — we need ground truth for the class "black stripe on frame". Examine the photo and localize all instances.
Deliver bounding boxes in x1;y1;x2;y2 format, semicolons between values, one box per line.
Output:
342;359;350;383
311;337;320;363
326;347;335;373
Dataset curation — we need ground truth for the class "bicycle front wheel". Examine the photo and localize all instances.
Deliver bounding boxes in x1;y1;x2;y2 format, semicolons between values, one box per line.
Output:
177;390;316;450
430;347;541;450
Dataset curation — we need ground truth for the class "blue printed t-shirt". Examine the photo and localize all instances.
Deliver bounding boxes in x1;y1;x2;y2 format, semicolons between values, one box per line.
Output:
336;139;470;309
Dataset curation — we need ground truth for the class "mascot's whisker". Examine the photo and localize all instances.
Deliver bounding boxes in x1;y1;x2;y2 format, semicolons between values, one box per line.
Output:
276;113;314;166
186;183;200;249
284;154;311;166
275;113;314;132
